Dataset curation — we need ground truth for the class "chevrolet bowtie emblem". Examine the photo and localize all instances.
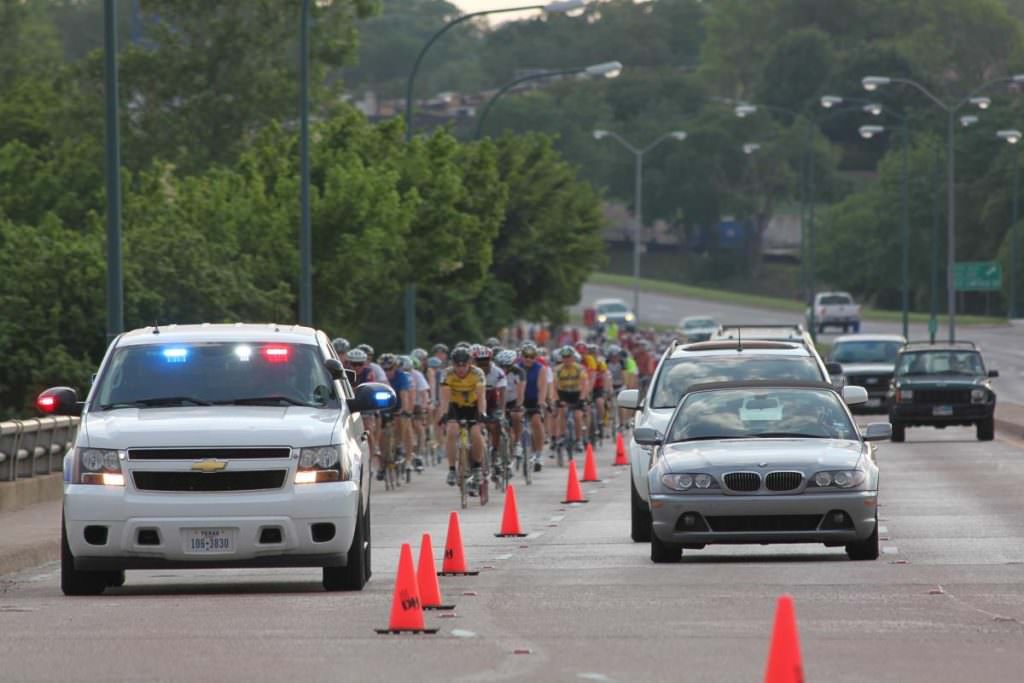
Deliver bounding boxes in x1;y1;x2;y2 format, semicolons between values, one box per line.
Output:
191;459;228;473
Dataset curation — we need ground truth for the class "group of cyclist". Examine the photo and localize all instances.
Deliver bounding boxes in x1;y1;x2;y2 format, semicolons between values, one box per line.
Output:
329;336;640;491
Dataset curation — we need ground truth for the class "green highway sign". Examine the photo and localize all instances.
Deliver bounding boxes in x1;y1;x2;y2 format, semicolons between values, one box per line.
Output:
954;261;1002;291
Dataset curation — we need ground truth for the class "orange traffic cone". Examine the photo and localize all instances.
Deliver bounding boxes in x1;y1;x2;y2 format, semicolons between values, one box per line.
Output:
561;459;589;504
439;511;479;576
374;543;438;634
764;595;804;683
581;443;601;482
613;432;628;466
417;533;454;611
495;484;528;537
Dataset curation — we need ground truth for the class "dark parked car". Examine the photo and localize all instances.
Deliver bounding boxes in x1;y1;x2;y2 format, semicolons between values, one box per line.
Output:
887;341;998;442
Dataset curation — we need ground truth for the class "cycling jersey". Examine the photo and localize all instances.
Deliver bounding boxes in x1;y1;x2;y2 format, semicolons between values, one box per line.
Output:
478;363;507;411
521;361;543;403
387;369;412;393
354;366;374;386
591;357;609;389
502;365;524;404
411;369;429;406
608;360;624;387
442;366;486;408
369;362;387;383
555;362;586;392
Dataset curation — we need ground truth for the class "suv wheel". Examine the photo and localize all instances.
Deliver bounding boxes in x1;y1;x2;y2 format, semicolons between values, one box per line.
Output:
976;417;994;441
61;518;106;596
630;474;652;542
650;525;682;563
323;498;369;591
890;421;906;442
845;517;879;561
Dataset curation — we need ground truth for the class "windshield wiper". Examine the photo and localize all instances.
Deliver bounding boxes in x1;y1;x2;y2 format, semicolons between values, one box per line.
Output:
98;396;212;409
754;432;828;439
220;395;313;407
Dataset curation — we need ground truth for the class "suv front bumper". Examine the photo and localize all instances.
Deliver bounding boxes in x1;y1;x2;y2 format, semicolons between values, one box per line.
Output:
890;403;993;425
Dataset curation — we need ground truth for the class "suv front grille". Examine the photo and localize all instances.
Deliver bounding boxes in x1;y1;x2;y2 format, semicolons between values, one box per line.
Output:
765;471;803;492
133;470;287;492
847;374;891;389
128;448;291;460
723;472;761;492
913;389;971;404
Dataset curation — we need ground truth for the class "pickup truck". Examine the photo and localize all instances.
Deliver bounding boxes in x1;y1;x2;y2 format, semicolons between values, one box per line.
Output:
808;292;861;334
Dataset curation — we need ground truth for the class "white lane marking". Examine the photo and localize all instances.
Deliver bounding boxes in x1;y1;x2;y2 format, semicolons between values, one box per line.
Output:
526;532;545;539
493;553;512;561
577;674;612;682
451;629;476;638
549;515;565;522
879;526;888;534
882;546;899;555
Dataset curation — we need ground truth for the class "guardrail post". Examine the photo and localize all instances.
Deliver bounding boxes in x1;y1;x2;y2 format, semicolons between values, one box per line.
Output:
0;420;18;481
16;419;40;479
36;417;57;475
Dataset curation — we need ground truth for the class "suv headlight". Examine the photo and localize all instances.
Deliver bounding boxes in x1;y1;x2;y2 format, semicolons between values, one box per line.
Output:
75;448;124;486
661;473;718;492
810;469;866;489
296;445;345;484
971;388;989;404
897;388;913;402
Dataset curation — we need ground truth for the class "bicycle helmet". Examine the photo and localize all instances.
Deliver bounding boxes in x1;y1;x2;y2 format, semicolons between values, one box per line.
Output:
520;342;538;357
485;336;501;349
427;357;443;369
345;348;367;364
606;344;622;357
431;343;449;354
411;347;428;362
471;343;492;360
357;343;374;357
450;347;472;364
331;337;350;355
455;340;472;350
559;345;575;358
496;349;517;367
586;343;599;355
398;355;413;371
378;353;397;370
575;341;588;353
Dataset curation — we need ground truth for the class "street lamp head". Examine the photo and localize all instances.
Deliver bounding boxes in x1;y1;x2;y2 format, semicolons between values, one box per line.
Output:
960;114;979;127
545;0;588;14
998;129;1022;144
735;104;757;118
820;95;843;109
669;131;688;141
585;61;622;79
970;96;991;110
742;142;761;155
863;103;884;116
862;76;891;92
593;129;609;140
859;125;885;140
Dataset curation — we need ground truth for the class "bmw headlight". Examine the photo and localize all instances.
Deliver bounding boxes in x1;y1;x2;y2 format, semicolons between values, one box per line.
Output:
661;473;717;492
75;448;124;486
810;469;866;489
296;446;344;484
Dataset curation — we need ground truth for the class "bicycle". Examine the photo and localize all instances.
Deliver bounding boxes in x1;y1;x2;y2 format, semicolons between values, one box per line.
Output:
379;415;402;491
454;419;489;509
519;411;533;485
486;414;513;493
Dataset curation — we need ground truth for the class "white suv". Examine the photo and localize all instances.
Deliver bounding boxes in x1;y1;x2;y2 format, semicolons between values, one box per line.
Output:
37;324;395;595
618;339;864;542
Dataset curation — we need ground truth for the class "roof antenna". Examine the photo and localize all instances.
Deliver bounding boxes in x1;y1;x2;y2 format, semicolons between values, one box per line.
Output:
152;320;160;335
737;326;742;352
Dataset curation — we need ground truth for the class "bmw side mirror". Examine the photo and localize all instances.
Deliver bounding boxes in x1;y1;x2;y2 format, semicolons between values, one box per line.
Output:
37;387;83;417
862;422;893;442
842;385;869;405
633;427;663;446
347;382;396;414
988;370;999;378
617;389;640;411
324;358;345;380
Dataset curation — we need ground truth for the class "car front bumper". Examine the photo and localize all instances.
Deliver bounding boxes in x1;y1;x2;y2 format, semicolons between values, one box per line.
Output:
64;482;359;570
890;403;993;425
649;490;877;546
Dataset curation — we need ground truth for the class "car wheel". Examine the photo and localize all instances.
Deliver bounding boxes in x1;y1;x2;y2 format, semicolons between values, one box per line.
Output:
630;474;652;542
845;517;879;561
104;571;125;588
890;421;905;442
649;525;682;563
976;417;994;441
60;517;106;596
323;499;369;591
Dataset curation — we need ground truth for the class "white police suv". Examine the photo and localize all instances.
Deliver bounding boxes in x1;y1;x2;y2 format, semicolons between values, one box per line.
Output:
37;324;395;595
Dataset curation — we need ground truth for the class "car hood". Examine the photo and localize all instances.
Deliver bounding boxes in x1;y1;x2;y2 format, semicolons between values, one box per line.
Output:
660;439;864;471
81;406;340;449
840;363;894;375
893;375;986;388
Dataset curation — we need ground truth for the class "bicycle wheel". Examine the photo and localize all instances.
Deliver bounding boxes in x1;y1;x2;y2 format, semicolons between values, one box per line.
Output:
521;424;532;485
458;431;469;510
499;430;511;492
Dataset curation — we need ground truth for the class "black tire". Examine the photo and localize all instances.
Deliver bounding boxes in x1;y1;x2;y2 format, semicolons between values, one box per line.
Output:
323;498;369;591
61;519;106;596
890;421;906;442
818;324;826;334
846;517;879;561
976;417;994;441
650;526;682;563
104;571;126;588
630;475;652;542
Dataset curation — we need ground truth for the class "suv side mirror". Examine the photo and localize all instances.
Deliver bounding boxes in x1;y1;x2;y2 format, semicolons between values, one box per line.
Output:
617;389;640;411
633;427;663;446
324;358;345;380
988;369;999;378
842;385;868;405
347;382;396;414
37;387;82;417
862;422;892;442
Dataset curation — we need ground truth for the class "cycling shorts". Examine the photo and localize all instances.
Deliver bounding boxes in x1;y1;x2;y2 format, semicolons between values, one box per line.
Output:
591;387;605;400
558;390;583;410
447;405;479;424
523;399;542;417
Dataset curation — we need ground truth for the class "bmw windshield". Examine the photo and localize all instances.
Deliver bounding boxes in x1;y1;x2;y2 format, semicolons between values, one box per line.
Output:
651;356;823;409
667;388;858;442
92;342;339;410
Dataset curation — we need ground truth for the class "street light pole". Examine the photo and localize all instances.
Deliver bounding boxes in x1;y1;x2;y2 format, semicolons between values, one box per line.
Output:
103;0;123;341
593;130;688;320
997;129;1022;318
298;0;312;326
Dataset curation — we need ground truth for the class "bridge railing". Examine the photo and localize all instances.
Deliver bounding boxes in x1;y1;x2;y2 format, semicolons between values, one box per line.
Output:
0;417;79;482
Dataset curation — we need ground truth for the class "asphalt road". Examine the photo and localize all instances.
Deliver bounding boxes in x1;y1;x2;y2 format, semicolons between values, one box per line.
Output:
578;282;1024;405
2;428;1024;682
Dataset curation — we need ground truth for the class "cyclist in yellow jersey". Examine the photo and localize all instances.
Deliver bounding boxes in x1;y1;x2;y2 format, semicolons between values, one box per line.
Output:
437;346;487;486
554;345;590;456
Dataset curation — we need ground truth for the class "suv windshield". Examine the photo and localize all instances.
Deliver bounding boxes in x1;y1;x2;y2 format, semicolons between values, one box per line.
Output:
831;341;904;364
598;302;628;313
667;388;857;442
650;355;823;409
895;350;984;376
92;342;338;410
684;318;715;330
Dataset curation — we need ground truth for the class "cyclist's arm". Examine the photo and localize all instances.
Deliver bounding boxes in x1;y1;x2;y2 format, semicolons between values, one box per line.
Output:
516;376;525;407
476;383;487;417
399;388;414;414
438;386;451;418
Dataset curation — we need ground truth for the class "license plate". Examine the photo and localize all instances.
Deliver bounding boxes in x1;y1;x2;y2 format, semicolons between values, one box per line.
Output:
183;528;235;554
932;405;953;417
